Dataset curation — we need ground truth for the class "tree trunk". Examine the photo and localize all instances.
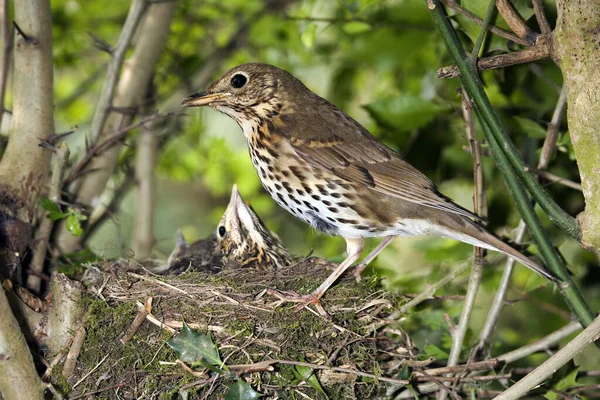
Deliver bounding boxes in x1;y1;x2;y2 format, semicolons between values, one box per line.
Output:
57;1;176;253
0;0;54;271
553;0;600;258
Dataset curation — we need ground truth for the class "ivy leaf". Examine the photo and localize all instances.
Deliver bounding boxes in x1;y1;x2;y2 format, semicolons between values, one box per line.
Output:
364;95;445;132
343;21;371;35
224;381;262;400
66;214;84;236
167;321;224;371
293;365;325;394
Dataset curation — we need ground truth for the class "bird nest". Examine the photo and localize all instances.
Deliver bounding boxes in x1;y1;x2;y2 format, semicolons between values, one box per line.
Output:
55;257;426;399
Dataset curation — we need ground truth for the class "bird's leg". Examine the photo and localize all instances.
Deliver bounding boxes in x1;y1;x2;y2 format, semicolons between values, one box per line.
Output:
354;235;397;281
268;238;364;317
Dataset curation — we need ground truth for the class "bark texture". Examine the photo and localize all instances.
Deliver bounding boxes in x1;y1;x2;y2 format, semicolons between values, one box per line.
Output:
553;0;600;257
0;0;54;264
57;2;176;253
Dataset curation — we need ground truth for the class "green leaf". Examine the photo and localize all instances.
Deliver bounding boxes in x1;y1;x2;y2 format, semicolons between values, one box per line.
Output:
224;381;262;400
47;211;70;221
364;95;444;132
342;21;371;35
294;365;325;394
66;214;83;236
512;116;547;139
544;368;579;400
424;344;449;360
41;198;61;214
166;322;223;370
301;23;317;49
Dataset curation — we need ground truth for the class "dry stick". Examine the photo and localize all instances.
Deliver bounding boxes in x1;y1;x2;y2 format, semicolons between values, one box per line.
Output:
440;91;488;399
438;40;551;78
438;0;529;46
63;325;86;383
27;143;70;292
121;296;152;344
495;0;538;43
527;168;582;192
474;87;568;357
0;0;11;131
497;320;581;364
132;91;158;260
87;0;147;146
531;0;552;36
495;315;600;400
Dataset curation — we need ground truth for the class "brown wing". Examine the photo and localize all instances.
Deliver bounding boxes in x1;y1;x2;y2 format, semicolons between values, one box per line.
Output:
277;101;482;221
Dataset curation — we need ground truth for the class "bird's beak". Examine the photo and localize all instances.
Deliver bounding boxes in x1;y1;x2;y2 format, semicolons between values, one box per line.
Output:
231;184;241;209
181;91;231;107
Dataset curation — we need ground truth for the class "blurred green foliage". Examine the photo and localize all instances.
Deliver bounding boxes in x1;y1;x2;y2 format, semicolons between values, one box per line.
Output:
44;0;599;387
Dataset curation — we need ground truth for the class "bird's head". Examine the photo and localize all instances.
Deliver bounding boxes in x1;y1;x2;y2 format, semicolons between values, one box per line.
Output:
216;184;292;269
182;63;308;125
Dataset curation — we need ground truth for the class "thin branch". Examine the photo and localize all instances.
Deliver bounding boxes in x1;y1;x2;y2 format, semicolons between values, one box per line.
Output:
0;0;11;131
428;0;594;328
440;92;488;400
495;0;538;43
62;325;86;383
528;168;582;192
474;86;569;358
531;0;552;35
87;0;148;146
469;0;497;64
66;112;171;185
27;143;70;292
439;0;530;46
132;86;158;260
438;40;551;78
495;315;600;399
498;320;581;364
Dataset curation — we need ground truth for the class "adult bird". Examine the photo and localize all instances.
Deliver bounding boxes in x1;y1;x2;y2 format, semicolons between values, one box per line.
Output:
182;63;556;312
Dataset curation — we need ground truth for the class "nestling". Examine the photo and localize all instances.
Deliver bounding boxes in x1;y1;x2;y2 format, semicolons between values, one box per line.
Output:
182;63;556;313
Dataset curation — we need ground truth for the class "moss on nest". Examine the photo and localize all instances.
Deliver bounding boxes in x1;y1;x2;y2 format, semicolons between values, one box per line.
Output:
54;258;417;399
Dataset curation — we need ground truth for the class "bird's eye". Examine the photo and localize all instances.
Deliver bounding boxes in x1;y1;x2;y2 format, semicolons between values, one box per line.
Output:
231;74;247;89
218;226;227;237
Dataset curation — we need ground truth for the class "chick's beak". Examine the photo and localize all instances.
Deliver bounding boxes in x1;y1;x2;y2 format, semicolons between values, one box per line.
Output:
181;91;231;107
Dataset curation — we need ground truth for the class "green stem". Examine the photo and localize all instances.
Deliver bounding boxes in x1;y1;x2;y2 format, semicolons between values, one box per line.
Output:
428;0;581;242
427;0;594;327
469;0;496;64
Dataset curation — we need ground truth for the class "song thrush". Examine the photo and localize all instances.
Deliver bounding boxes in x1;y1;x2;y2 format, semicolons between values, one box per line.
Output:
167;184;293;273
182;63;556;311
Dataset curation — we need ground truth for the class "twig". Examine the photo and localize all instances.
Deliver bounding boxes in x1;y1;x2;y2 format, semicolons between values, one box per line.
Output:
474;86;568;358
497;320;582;364
0;0;11;131
128;272;190;296
495;315;600;399
469;0;497;64
27;143;70;292
438;41;551;78
63;325;86;383
389;262;470;319
495;0;537;43
228;359;410;385
531;0;552;35
87;0;148;146
439;0;529;45
121;296;152;343
415;373;511;382
527;168;582;191
417;359;501;376
66;113;171;185
132;86;158;260
440;91;488;400
73;353;110;389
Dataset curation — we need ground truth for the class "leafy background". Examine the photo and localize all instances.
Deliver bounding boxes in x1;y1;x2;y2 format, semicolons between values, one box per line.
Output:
40;0;599;377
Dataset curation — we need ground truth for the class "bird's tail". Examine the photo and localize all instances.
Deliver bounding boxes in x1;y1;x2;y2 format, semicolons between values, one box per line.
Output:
434;218;558;282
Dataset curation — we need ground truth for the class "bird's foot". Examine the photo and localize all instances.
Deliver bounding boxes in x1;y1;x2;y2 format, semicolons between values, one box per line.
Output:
354;263;367;282
266;289;329;317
